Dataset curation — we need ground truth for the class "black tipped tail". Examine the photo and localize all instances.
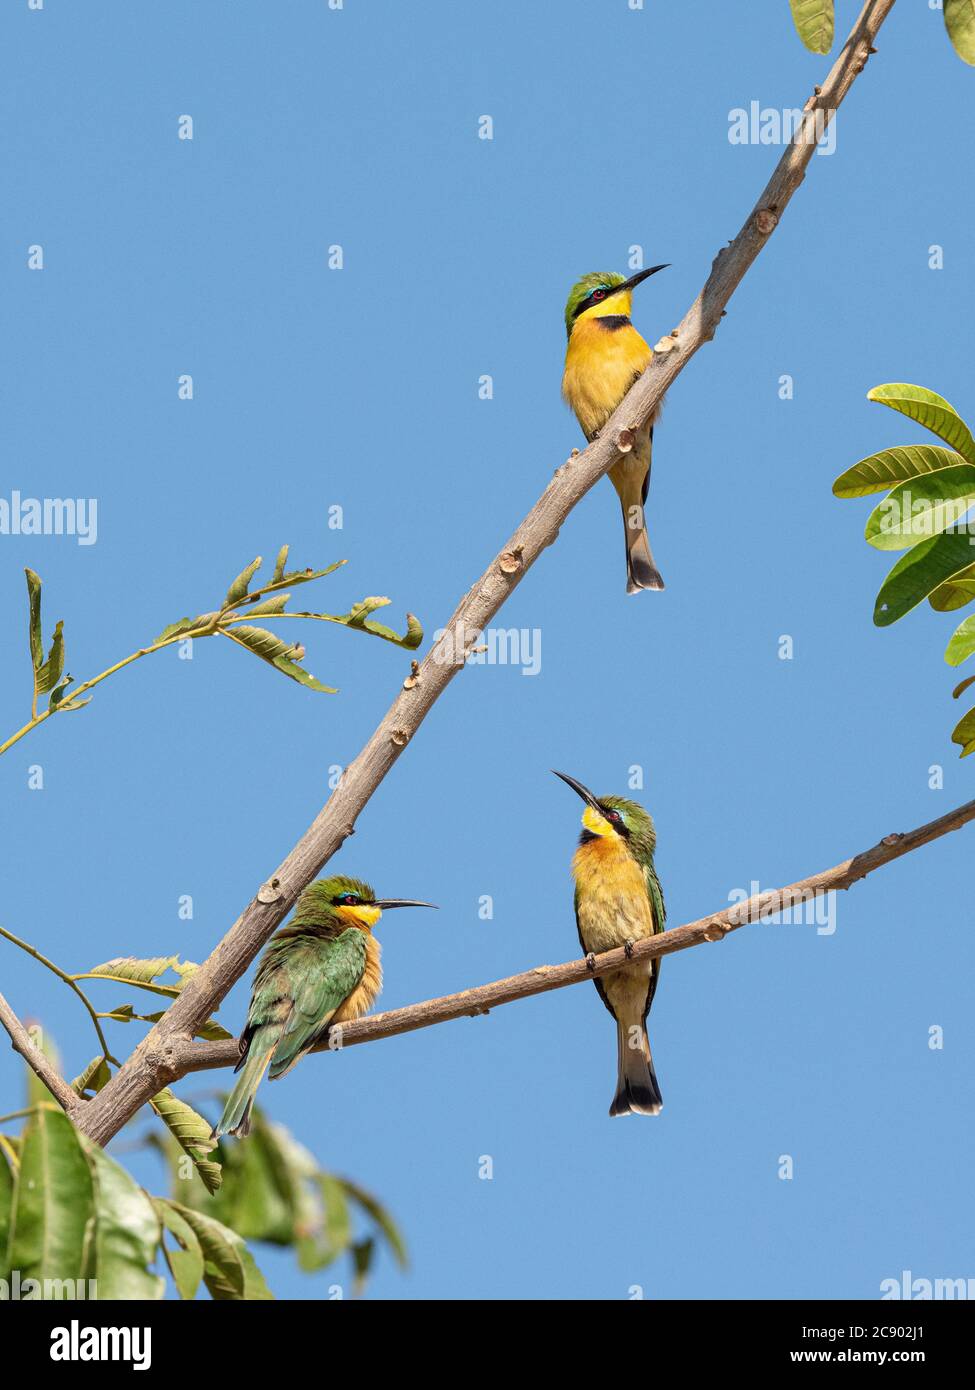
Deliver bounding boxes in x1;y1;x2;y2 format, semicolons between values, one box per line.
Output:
624;524;665;594
611;1022;663;1117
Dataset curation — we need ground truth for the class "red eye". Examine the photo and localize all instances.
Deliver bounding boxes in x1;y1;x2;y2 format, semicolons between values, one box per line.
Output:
592;289;606;301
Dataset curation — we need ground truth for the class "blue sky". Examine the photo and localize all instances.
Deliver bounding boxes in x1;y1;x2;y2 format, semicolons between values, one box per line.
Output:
2;0;973;1299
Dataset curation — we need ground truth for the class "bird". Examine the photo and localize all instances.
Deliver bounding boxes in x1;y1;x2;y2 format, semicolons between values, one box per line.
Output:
561;265;670;593
553;770;666;1116
213;875;437;1138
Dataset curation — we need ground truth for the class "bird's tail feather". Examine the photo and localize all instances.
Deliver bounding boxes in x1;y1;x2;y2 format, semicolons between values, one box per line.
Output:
211;1031;276;1139
624;521;665;594
610;1020;663;1117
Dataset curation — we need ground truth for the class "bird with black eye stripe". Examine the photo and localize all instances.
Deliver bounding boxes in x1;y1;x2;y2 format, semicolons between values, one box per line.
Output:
553;771;666;1116
561;265;670;593
213;875;436;1137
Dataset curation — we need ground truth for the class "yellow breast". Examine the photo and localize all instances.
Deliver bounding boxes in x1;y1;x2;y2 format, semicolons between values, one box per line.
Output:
572;834;655;955
562;318;653;440
332;932;383;1024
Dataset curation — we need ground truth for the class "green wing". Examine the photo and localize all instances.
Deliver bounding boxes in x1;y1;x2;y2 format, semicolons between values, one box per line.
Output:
643;861;666;1020
645;861;666;935
266;929;367;1080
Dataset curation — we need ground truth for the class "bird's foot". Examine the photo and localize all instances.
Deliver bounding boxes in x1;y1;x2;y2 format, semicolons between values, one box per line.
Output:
585;952;597;972
624;939;636;959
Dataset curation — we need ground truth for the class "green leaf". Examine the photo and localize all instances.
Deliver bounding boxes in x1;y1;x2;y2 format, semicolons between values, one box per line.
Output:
833;445;966;500
153;1197;204;1300
265;560;345;594
227;624;303;664
100;1003;137;1023
55;697;92;713
35;620;65;695
242;595;290;616
324;599;424;649
25;568;43;671
193;1113;310;1247
788;0;834;53
945;614;975;667
346;595;393;627
297;1173;352;1271
929;562;975;612
49;674;92;714
272;544;289;583
873;531;975;627
7;1105;93;1287
49;676;75;709
227;625;337;693
864;465;975;551
953;674;975;700
225;557;263;607
79;955;194;1000
159;1200;273;1300
868;384;975;464
340;1176;408;1269
139;1009;233;1042
81;1140;165;1300
149;1089;221;1195
71;1056;112;1098
945;0;975;64
155;614;208;643
270;654;336;693
951;704;975;757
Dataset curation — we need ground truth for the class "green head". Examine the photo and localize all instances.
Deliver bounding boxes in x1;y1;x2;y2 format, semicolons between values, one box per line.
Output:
563;264;669;338
552;770;657;864
290;874;437;932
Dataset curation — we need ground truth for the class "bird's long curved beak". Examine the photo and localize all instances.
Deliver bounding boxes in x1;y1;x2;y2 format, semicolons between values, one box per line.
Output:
373;899;438;911
551;769;603;815
617;263;670;294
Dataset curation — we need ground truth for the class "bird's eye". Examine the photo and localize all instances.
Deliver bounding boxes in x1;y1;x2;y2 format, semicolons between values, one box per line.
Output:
336;893;361;906
591;288;606;301
608;810;622;823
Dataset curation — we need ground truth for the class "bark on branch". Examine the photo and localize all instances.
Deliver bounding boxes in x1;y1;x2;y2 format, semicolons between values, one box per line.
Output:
70;0;899;1148
177;793;975;1073
0;991;79;1115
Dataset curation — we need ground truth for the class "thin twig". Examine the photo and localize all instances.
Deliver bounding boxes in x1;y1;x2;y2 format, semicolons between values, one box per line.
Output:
0;924;118;1065
73;0;899;1148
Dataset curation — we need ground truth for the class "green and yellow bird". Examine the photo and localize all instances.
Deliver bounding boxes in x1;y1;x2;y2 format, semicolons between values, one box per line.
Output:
213;875;436;1138
561;265;669;593
554;770;666;1117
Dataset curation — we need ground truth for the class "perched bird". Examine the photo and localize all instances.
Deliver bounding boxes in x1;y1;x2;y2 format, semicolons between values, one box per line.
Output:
561;265;669;593
213;875;436;1138
554;770;666;1117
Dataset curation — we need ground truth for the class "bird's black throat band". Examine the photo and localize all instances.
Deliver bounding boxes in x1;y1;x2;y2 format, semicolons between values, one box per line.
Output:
595;315;632;331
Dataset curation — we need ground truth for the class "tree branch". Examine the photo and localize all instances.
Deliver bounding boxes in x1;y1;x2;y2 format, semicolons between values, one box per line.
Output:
176;793;975;1073
72;0;899;1148
0;991;79;1115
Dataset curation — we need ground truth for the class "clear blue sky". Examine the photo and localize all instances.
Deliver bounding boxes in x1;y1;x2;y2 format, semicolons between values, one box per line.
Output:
2;1;973;1300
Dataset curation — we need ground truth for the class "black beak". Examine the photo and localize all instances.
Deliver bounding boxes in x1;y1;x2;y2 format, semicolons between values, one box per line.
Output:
551;769;603;816
372;899;438;911
617;263;670;294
